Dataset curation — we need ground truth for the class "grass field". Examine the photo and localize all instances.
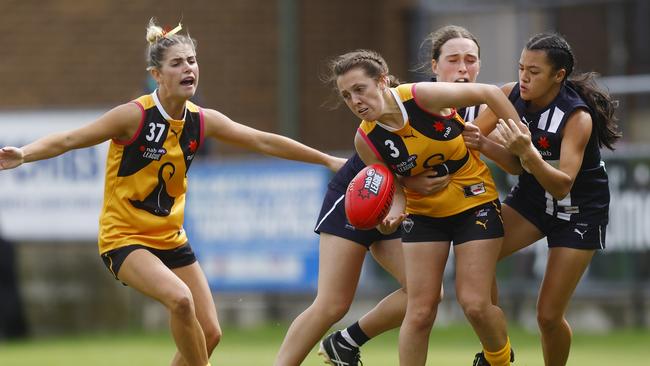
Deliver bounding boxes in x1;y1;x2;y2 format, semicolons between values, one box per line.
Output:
1;323;649;365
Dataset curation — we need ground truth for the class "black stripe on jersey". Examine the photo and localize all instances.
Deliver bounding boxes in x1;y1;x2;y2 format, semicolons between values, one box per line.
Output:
118;109;170;177
365;127;417;177
403;100;464;141
178;112;202;174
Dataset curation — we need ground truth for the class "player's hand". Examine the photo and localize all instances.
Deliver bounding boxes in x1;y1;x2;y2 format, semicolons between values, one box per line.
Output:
400;171;450;196
326;156;347;173
462;122;483;150
0;147;25;170
377;212;408;235
493;118;534;157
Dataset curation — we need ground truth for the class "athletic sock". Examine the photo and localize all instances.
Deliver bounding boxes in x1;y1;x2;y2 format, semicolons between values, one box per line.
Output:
484;337;512;366
342;321;370;348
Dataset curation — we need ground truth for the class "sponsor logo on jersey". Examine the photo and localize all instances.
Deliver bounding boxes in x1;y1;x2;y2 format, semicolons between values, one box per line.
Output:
139;145;167;161
463;182;486;197
393;154;418;175
537;136;551;149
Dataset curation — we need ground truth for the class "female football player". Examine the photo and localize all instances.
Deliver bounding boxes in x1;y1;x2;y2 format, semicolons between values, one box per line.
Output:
0;19;344;366
464;32;620;366
329;48;520;366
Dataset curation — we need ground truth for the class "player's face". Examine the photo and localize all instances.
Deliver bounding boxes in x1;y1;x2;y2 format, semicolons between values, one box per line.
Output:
154;43;199;99
432;38;480;83
337;68;387;121
518;49;564;101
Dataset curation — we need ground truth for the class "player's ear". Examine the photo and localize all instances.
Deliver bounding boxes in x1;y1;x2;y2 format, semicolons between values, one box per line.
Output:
149;67;162;84
554;68;566;83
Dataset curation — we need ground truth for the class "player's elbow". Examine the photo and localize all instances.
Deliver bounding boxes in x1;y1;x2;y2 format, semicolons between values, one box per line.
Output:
548;177;574;200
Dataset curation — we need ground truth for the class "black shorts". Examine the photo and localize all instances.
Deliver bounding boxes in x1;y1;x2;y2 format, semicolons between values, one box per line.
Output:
401;200;504;245
505;194;606;250
314;189;401;248
101;243;197;281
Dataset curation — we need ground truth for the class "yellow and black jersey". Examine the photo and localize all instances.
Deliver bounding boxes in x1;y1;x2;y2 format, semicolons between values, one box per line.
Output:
98;92;204;254
357;83;498;218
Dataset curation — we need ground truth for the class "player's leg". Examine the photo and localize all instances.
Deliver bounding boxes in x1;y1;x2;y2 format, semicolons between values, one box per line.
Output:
355;237;407;338
455;237;511;366
274;233;366;366
117;248;209;366
170;261;221;366
398;241;449;366
537;246;594;366
489;203;545;304
499;203;545;259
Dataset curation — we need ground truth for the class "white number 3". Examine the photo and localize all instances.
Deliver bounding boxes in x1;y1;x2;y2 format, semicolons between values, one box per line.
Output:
385;140;399;158
145;122;166;142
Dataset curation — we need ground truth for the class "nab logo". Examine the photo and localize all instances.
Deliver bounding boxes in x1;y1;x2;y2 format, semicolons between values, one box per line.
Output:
139;145;167;161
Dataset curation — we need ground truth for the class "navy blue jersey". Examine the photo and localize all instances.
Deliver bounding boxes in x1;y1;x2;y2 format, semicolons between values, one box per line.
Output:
507;83;609;224
327;153;366;192
458;105;480;123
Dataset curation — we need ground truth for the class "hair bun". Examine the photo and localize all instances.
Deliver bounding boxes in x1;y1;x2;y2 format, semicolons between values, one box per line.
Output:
146;18;165;45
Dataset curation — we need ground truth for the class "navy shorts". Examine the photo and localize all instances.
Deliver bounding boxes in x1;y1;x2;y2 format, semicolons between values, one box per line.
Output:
314;189;401;248
101;242;197;281
401;200;504;245
505;193;606;250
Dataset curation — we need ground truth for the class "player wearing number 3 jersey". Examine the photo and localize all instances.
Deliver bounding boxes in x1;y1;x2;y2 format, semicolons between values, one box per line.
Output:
328;48;520;366
357;83;498;218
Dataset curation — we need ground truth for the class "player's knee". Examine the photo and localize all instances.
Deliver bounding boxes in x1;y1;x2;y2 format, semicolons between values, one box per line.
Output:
168;290;195;317
204;325;222;354
460;301;490;325
405;302;438;330
457;293;490;323
313;296;351;322
536;308;563;332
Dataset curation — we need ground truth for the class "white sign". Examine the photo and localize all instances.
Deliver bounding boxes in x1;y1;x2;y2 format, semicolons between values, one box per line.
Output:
0;110;108;241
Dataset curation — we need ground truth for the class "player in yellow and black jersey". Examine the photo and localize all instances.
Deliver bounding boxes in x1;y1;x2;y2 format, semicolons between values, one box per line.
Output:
0;19;344;366
326;49;520;366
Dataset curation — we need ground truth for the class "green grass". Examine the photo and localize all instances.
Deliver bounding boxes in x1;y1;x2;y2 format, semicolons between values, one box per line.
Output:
1;323;649;365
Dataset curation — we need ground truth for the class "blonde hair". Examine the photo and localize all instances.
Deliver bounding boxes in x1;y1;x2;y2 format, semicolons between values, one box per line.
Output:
145;18;196;71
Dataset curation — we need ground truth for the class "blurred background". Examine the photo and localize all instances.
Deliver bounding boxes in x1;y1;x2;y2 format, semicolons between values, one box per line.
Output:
0;0;648;349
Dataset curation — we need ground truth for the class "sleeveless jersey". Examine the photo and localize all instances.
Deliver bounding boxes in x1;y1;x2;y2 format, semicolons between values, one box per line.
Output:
357;83;498;218
98;92;204;254
458;105;480;123
508;83;609;224
328;153;366;193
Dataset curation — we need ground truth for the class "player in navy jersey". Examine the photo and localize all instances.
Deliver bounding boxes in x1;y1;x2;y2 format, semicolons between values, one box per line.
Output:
464;33;621;366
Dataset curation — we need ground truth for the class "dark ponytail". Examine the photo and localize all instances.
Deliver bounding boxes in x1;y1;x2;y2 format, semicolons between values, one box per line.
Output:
526;33;621;150
567;73;621;150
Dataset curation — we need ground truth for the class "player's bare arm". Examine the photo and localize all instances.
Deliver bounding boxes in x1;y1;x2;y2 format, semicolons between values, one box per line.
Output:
0;103;140;170
201;107;345;172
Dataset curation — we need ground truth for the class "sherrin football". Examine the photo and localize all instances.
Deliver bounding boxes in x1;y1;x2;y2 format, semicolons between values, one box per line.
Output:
344;164;395;230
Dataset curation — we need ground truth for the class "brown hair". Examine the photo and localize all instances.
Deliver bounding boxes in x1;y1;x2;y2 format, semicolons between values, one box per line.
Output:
415;25;480;79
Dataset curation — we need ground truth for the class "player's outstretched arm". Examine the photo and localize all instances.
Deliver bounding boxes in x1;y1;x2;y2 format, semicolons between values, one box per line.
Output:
201;108;345;172
0;103;141;170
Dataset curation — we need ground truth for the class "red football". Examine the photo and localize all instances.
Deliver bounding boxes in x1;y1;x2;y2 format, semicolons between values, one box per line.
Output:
344;164;395;230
